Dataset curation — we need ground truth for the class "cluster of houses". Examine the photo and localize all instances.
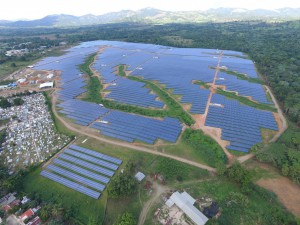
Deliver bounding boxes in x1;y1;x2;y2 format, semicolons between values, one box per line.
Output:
0;193;41;225
0;93;70;172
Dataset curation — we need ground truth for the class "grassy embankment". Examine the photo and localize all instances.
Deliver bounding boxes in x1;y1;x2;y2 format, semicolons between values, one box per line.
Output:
43;91;75;137
193;80;276;112
219;68;264;84
216;88;277;112
80;54;194;126
79;55;226;167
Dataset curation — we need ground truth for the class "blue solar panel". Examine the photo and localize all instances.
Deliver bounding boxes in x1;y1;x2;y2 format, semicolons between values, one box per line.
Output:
58;153;114;177
33;40;271;148
64;149;119;170
53;158;110;184
205;94;278;152
69;145;122;165
40;170;101;199
46;164;105;191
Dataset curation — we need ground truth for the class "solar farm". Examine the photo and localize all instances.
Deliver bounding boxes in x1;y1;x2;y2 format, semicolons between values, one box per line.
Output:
33;40;279;153
40;145;122;199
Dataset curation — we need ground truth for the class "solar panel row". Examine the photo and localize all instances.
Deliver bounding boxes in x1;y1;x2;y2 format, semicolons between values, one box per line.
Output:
69;144;122;165
64;149;119;170
205;94;278;152
46;164;105;191
58;153;114;177
40;170;101;199
53;158;110;184
40;145;122;199
91;110;182;143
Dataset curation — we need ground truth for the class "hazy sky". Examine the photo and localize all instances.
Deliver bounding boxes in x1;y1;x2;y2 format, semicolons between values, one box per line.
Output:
1;0;300;20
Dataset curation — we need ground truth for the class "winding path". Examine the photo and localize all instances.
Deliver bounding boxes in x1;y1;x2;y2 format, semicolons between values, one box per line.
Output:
265;85;288;143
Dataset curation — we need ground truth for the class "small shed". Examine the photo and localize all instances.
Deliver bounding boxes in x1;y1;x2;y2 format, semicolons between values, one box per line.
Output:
135;172;145;182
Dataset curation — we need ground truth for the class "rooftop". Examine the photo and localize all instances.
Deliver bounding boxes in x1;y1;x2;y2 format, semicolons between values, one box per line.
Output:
166;191;208;225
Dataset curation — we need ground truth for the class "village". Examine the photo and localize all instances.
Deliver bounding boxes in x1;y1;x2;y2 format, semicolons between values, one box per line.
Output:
0;192;41;225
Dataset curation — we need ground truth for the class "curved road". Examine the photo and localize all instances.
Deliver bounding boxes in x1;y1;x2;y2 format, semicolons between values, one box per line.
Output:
237;85;287;164
51;94;216;173
265;85;288;142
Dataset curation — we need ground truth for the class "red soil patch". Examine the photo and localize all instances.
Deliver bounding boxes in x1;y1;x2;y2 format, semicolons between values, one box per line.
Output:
257;177;300;217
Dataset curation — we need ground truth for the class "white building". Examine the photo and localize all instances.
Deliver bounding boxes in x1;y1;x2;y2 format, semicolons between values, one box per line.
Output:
39;82;54;89
47;74;54;79
165;191;208;225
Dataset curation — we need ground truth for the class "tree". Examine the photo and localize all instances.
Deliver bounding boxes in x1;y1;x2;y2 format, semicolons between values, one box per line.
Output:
0;99;11;108
0;209;5;218
108;172;138;198
40;205;51;221
225;163;252;192
113;213;136;225
10;62;16;67
13;98;24;106
87;217;97;225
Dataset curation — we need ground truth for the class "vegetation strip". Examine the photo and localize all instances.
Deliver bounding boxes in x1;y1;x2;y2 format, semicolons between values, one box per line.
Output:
79;54;194;126
127;75;194;125
216;88;277;112
218;68;264;84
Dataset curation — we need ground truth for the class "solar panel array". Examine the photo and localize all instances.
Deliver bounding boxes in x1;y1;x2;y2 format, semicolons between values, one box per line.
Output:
57;99;109;126
105;78;164;108
34;44;99;100
40;145;122;199
92;48;164;108
220;56;259;78
32;40;274;147
205;94;278;152
216;72;271;104
91;110;182;144
94;49;215;114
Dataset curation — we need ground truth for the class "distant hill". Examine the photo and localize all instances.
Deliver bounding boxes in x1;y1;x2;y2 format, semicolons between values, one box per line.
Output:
1;7;300;28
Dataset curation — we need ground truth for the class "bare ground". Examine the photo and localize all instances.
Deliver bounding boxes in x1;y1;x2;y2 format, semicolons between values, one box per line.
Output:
138;182;170;225
257;176;300;217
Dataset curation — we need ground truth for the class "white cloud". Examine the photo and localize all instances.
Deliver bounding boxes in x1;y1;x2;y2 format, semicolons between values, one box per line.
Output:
1;0;300;20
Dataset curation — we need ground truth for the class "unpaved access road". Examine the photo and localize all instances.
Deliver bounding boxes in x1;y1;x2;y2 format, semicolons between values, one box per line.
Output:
51;94;216;173
138;182;170;225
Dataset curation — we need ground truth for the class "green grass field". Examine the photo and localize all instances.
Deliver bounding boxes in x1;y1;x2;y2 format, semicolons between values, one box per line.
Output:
154;129;227;167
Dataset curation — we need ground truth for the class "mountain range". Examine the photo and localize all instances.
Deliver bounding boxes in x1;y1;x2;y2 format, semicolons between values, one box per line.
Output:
1;7;300;28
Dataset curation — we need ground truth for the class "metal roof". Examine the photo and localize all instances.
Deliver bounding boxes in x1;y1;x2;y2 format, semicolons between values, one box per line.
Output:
166;191;208;225
135;172;146;182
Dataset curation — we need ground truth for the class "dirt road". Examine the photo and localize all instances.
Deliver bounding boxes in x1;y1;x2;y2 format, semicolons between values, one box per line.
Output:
51;94;216;172
138;182;170;225
264;85;288;142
